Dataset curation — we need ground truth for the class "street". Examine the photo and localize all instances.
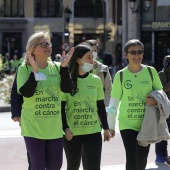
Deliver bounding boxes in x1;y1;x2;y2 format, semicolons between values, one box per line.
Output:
0;112;170;170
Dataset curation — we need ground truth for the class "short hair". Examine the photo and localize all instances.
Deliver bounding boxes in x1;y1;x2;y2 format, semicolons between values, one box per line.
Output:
124;39;144;53
85;39;98;47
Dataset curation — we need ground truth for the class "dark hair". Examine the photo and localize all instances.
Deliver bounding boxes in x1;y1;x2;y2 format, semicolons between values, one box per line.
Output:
69;43;91;96
124;39;144;53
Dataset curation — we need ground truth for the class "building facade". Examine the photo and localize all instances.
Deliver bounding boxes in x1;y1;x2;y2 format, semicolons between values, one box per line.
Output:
0;0;121;64
0;0;169;71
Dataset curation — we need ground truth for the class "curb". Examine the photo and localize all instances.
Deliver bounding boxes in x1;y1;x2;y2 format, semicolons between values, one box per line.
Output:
0;105;11;112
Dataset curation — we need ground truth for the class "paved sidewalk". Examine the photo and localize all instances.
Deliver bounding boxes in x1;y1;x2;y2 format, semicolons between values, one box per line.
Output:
1;112;170;169
0;99;10;112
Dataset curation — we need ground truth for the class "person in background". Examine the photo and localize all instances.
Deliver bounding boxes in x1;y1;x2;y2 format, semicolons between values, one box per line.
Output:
2;53;10;74
155;55;170;165
55;53;62;62
62;43;111;170
15;31;74;170
107;39;163;170
11;75;31;170
80;39;112;170
10;54;20;74
85;39;112;106
19;52;26;66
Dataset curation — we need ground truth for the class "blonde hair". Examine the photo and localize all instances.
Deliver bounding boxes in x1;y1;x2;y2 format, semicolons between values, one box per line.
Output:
24;31;52;64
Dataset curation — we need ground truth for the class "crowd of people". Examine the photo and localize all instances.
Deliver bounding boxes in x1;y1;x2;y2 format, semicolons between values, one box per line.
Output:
10;31;170;170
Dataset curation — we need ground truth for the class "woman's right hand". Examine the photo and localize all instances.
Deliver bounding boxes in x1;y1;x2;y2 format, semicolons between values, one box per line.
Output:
27;51;38;73
12;117;21;122
65;128;73;141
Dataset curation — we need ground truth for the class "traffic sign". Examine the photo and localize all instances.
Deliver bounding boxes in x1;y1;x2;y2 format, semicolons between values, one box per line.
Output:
61;42;71;51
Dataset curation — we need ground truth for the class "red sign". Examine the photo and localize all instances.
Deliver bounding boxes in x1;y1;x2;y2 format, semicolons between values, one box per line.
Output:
61;42;71;51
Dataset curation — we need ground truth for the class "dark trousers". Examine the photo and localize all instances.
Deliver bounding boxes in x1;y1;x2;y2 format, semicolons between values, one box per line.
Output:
82;146;88;170
120;129;150;170
24;137;63;170
155;119;170;157
27;151;31;170
63;132;102;170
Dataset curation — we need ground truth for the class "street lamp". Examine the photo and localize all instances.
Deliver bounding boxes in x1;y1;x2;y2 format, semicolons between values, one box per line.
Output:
128;0;151;40
64;6;72;42
129;0;151;13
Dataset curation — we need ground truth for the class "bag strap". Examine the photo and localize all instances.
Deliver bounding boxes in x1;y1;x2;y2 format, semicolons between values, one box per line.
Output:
146;66;153;82
103;71;107;92
120;70;123;84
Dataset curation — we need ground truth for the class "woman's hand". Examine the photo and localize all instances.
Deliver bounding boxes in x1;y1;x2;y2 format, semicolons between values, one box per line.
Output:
65;128;73;141
27;51;38;73
109;129;115;138
60;47;74;67
103;129;111;142
12;117;21;122
146;95;157;106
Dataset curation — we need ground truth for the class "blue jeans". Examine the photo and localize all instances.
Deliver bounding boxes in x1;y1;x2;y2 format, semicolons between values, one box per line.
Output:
155;118;170;157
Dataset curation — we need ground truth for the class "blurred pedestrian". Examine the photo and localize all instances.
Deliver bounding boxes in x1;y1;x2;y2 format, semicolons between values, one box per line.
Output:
62;43;111;170
155;55;170;164
10;54;20;74
55;53;61;62
85;39;112;106
107;39;163;170
16;31;74;170
10;74;31;170
2;53;10;74
19;52;26;66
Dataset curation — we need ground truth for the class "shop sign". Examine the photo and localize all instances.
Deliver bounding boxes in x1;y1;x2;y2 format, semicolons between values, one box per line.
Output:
157;0;170;6
152;22;170;29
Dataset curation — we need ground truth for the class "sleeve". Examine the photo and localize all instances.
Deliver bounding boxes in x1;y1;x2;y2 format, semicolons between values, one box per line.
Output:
106;97;120;130
61;101;69;131
17;65;37;97
60;66;73;93
10;74;23;118
152;67;163;90
103;67;112;107
96;77;105;100
159;71;170;93
97;100;109;130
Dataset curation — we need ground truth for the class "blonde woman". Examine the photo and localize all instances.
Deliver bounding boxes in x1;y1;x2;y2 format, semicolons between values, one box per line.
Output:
16;31;74;170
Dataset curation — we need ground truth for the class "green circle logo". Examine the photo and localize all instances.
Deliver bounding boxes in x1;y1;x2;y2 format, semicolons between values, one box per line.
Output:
124;80;132;89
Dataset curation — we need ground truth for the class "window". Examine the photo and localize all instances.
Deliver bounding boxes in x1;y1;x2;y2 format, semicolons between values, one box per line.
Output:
51;33;63;60
1;0;24;17
34;0;62;17
74;0;105;18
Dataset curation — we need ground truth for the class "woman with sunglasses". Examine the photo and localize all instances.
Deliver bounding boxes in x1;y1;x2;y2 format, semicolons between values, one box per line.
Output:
62;43;111;170
16;31;74;170
107;39;163;170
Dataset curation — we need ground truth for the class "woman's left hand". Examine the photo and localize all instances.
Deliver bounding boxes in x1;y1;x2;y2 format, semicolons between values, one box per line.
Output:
103;129;111;142
65;128;73;141
60;47;74;67
146;95;157;106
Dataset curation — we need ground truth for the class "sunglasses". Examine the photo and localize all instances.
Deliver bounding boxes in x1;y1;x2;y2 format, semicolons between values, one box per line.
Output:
35;42;52;48
127;50;144;55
